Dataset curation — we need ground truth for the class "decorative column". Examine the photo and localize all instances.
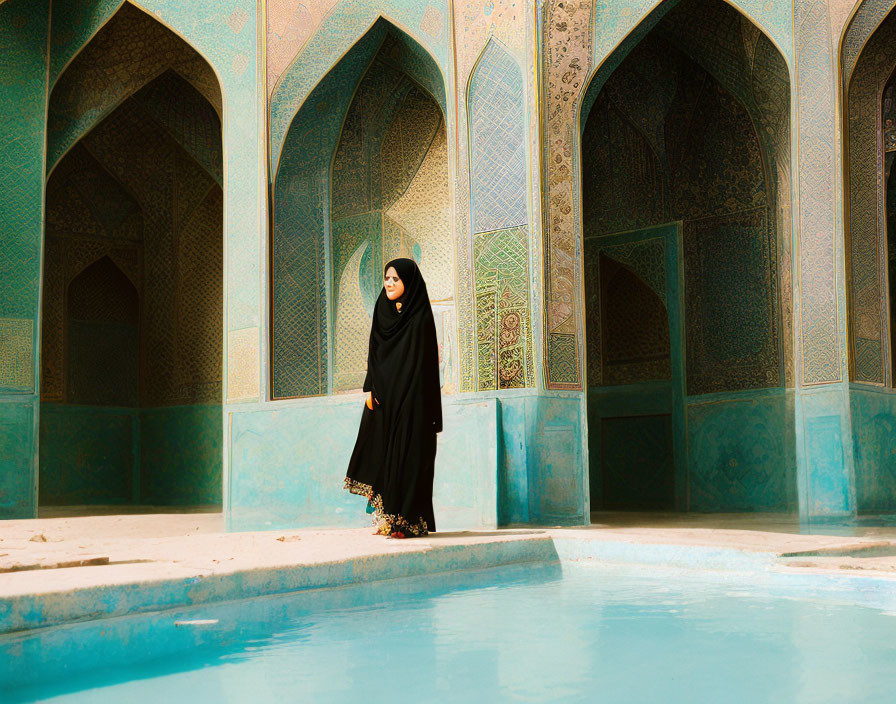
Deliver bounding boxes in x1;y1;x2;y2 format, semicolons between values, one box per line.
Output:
792;0;856;523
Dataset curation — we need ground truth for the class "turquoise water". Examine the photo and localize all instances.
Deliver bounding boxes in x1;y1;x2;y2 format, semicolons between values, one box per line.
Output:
7;562;896;703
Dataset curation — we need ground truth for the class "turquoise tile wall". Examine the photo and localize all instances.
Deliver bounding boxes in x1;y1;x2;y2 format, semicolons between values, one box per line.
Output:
228;396;500;531
849;386;896;513
0;0;48;518
39;404;221;506
3;0;896;526
39;404;137;505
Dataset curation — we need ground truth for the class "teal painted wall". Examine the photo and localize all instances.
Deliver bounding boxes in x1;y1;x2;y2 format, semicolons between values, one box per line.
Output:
140;405;222;505
228;390;587;532
0;402;38;518
228;396;500;532
39;404;137;505
0;0;48;519
687;390;796;512
850;386;896;513
39;403;221;506
796;385;856;522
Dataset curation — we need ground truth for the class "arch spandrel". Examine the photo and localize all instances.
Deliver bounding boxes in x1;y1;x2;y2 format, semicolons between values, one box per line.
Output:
48;0;126;87
269;2;451;173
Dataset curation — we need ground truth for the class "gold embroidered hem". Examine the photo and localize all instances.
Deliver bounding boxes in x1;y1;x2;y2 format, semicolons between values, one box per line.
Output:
380;511;429;537
343;478;429;536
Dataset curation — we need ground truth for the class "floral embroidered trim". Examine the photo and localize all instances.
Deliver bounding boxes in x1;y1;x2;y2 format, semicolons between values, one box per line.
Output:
343;477;429;536
380;511;429;536
344;477;373;497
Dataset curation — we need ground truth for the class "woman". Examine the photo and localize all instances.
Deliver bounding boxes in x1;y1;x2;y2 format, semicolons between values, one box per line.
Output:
343;258;442;538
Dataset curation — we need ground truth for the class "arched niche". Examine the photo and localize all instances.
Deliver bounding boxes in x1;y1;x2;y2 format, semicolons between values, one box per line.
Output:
840;0;896;515
268;6;449;175
270;18;452;399
66;256;140;407
541;0;793;391
842;2;896;386
577;0;794;513
40;10;224;510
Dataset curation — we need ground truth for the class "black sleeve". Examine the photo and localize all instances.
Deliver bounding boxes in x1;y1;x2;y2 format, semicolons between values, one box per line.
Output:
425;317;443;433
363;369;372;393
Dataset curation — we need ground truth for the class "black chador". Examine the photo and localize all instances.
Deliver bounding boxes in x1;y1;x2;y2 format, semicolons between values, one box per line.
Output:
344;258;442;536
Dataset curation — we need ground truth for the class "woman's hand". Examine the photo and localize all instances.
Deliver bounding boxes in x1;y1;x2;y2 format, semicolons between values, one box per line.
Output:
366;392;374;410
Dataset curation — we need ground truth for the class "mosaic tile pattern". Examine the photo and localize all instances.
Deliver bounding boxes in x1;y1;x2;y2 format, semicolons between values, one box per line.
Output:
544;0;794;390
580;14;783;396
684;208;779;395
452;0;527;392
844;6;896;384
542;0;595;388
796;0;842;385
386;122;453;301
0;319;34;392
0;0;48;336
266;0;337;96
272;21;452;397
42;68;223;408
42;139;143;403
269;1;450;172
271;24;385;399
842;0;896;85
48;0;125;85
467;39;533;390
47;3;222;171
469;40;527;234
473;226;533;390
331;52;451;392
135;70;224;185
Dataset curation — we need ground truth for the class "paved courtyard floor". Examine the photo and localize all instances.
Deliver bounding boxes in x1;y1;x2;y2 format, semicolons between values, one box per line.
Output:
4;509;896;634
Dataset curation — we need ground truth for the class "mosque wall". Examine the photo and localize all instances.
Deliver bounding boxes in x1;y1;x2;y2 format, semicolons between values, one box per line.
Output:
0;0;48;519
255;0;586;530
5;0;896;527
841;0;896;514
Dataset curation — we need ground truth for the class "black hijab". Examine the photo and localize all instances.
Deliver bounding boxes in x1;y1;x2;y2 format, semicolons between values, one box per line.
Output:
365;258;442;433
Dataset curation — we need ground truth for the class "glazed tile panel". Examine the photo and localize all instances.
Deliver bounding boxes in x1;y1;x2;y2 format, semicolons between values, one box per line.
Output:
843;0;896;384
0;0;48;392
469;39;533;390
795;0;841;385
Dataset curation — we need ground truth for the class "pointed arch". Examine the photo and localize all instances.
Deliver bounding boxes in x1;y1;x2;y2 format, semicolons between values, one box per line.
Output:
573;0;794;514
39;8;225;509
46;1;223;175
840;0;896;88
466;38;533;391
542;0;793;391
270;17;453;400
270;9;449;174
841;0;896;385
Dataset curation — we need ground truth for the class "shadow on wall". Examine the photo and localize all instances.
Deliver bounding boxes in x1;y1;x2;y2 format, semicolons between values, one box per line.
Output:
39;4;224;509
580;0;795;514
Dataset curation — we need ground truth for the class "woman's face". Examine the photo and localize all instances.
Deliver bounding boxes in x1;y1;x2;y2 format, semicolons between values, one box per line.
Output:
384;266;405;301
